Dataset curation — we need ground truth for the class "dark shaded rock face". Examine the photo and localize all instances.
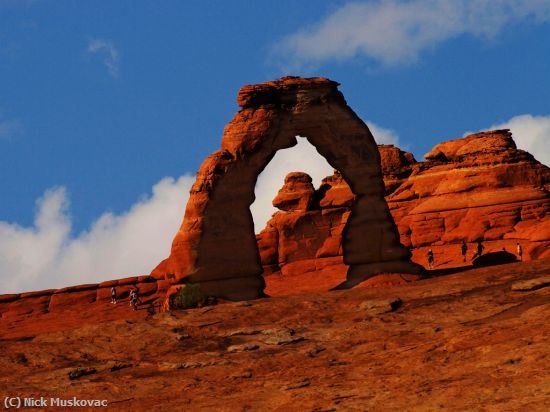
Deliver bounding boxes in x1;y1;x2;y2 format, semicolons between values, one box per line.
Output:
473;251;517;267
256;130;550;276
151;76;420;299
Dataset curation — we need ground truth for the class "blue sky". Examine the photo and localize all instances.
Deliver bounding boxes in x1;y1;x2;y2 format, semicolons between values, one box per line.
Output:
1;0;549;292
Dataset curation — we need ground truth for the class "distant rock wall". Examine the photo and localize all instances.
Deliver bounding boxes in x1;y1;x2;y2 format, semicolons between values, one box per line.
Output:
257;130;550;274
0;275;168;324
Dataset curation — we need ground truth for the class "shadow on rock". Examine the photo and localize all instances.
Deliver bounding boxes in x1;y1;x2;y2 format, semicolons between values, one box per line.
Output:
473;251;517;267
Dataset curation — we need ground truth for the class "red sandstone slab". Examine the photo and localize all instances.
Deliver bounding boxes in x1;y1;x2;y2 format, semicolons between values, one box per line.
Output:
116;276;140;285
0;301;12;316
155;280;171;294
96;287;113;301
5;295;50;317
55;283;98;293
49;290;97;310
20;289;56;299
98;279;119;288
0;294;20;303
135;282;158;296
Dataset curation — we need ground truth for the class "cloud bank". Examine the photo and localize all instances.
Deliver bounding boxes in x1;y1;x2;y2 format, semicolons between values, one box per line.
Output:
0;176;193;294
489;114;550;166
87;38;120;78
273;0;550;68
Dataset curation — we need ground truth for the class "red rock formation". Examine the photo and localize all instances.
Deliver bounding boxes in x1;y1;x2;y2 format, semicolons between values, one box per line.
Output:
257;172;348;280
258;130;550;275
392;129;550;264
257;145;419;279
272;172;315;211
379;144;417;194
152;76;421;299
0;275;169;338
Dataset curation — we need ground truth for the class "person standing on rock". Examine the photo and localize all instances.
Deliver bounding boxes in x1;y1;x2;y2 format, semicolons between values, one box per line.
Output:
130;289;138;311
517;243;523;261
461;240;467;262
129;289;135;308
427;249;434;269
111;287;117;304
476;241;484;259
130;287;141;311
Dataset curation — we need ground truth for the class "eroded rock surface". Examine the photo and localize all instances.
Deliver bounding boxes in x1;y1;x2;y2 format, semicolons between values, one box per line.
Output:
257;130;550;277
152;76;420;298
272;172;315;211
2;259;550;411
511;276;550;291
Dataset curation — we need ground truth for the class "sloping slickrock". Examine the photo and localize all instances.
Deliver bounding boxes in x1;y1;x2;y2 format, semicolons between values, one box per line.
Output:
511;276;550;291
2;258;550;411
358;297;402;315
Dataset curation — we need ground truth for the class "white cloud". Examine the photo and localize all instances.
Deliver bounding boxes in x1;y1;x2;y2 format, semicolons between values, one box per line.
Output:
488;114;550;167
273;0;550;68
87;38;120;78
251;126;397;233
0;176;194;294
368;120;400;146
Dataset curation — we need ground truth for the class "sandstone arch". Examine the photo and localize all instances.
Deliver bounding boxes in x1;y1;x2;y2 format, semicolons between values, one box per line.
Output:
152;77;421;300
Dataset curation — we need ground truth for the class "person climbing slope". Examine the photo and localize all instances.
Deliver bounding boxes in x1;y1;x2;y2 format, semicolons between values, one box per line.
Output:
129;288;135;308
517;242;523;261
129;287;142;311
111;286;117;304
427;249;434;269
475;241;484;259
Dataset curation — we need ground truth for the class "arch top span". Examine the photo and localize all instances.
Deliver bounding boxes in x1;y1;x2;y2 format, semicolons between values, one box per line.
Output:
152;76;422;300
236;76;341;110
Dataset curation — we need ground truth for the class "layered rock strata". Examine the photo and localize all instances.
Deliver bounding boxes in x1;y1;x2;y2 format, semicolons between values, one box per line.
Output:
257;130;550;275
0;275;169;337
151;76;421;298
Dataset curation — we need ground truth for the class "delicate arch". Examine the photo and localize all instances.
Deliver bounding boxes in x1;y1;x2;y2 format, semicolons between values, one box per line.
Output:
152;77;421;299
